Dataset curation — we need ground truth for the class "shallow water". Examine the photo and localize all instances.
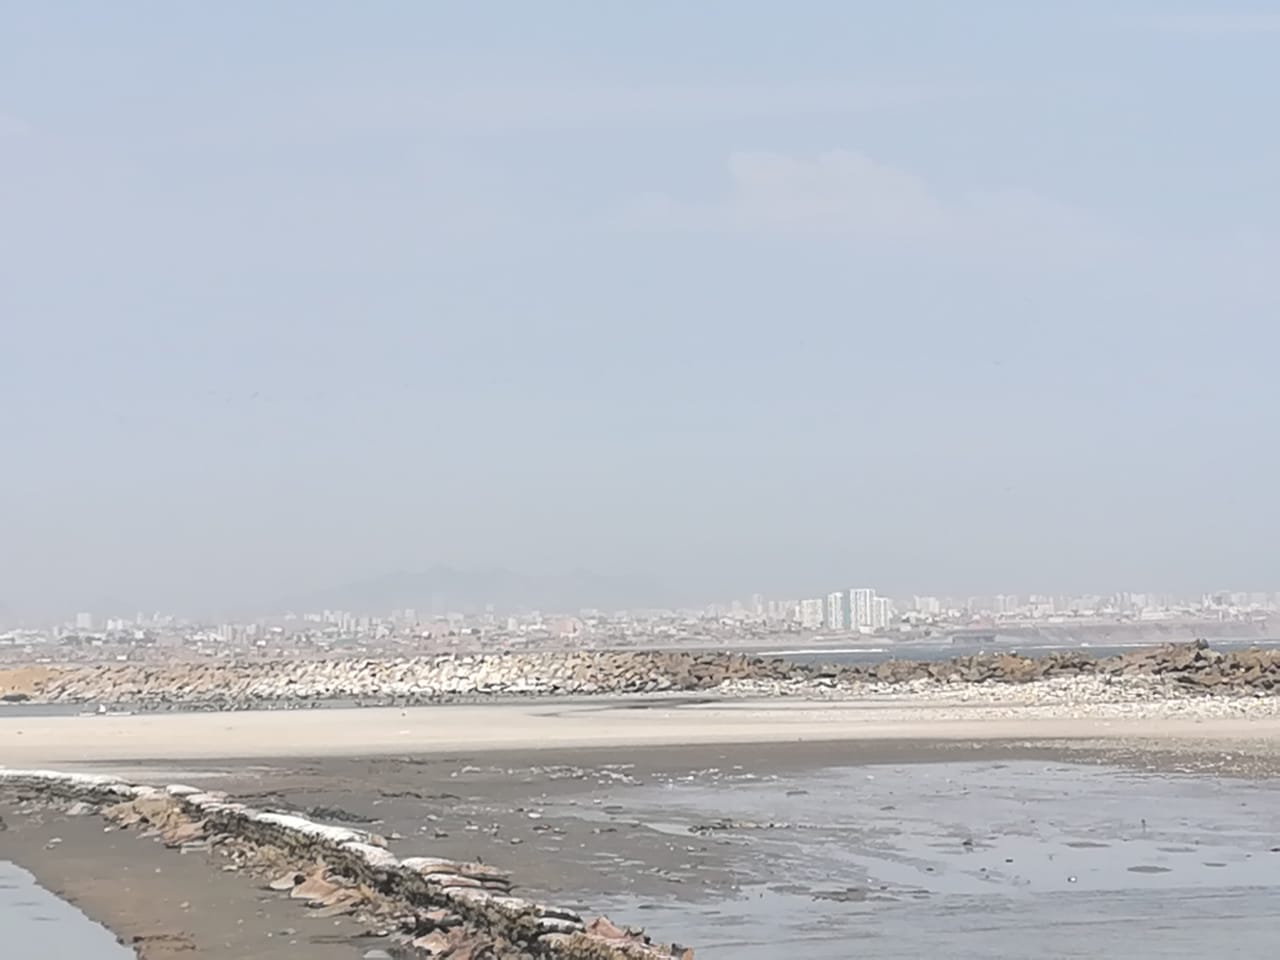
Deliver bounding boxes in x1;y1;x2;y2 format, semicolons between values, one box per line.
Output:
0;860;133;959
593;762;1280;958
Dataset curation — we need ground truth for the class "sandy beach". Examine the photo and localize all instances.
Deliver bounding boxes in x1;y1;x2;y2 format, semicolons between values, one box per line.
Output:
5;694;1280;768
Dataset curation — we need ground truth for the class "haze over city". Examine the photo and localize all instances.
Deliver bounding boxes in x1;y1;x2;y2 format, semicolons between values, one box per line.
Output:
4;2;1280;621
9;8;1280;960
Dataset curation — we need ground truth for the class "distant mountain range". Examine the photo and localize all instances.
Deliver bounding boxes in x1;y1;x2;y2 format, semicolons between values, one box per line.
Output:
280;566;671;617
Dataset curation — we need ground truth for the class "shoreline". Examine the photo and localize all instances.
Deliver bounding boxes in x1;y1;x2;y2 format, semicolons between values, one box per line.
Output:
0;818;368;960
7;647;1280;959
1;767;694;960
0;858;133;960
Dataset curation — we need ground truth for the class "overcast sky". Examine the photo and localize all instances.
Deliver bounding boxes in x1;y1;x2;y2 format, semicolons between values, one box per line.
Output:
3;2;1279;618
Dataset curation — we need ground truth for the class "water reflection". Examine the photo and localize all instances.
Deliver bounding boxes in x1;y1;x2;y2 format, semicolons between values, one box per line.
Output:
0;861;132;959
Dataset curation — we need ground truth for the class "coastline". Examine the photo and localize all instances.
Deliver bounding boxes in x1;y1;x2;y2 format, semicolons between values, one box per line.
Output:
0;814;367;960
1;766;696;960
6;643;1280;959
0;857;133;960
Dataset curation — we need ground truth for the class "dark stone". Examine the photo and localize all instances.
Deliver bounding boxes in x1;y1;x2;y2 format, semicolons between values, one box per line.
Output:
305;804;377;824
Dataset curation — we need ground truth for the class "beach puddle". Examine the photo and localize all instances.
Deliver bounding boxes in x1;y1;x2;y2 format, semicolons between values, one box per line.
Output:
0;861;133;959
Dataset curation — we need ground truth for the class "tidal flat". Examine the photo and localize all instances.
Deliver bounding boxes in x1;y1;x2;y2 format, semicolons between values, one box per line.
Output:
5;735;1277;958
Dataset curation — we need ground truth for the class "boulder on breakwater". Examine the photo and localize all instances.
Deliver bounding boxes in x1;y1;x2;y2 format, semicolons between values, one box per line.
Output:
4;641;1278;708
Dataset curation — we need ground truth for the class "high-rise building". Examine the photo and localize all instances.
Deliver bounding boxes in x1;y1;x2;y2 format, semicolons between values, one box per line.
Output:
75;612;93;632
872;596;894;631
825;591;847;630
995;594;1020;615
768;599;801;622
850;588;875;631
913;595;941;615
799;598;825;630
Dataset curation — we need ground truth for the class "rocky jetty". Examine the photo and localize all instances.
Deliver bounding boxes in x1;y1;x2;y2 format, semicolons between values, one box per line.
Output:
0;769;693;960
4;642;1279;708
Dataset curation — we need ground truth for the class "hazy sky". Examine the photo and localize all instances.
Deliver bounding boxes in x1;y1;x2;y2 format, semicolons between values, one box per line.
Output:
3;2;1280;618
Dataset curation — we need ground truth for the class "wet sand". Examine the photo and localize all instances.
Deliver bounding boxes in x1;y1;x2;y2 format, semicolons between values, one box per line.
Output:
592;757;1280;958
0;809;371;960
1;858;133;960
5;700;1280;958
8;740;1280;958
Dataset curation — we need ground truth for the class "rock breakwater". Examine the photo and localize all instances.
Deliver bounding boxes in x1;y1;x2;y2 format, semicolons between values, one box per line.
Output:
0;769;693;960
5;642;1279;708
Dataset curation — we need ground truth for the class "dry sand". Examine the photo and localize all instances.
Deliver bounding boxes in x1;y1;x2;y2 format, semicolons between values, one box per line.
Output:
4;696;1280;767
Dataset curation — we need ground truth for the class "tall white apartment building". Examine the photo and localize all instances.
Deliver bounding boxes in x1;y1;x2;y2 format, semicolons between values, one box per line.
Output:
799;598;825;630
872;596;894;631
850;587;875;631
825;591;847;630
913;595;941;615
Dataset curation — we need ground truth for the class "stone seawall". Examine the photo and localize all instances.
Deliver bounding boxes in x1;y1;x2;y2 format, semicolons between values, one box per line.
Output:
4;642;1280;707
0;769;692;959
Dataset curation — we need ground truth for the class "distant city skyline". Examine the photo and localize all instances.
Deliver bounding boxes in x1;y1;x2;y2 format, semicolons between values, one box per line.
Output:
14;573;1280;631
